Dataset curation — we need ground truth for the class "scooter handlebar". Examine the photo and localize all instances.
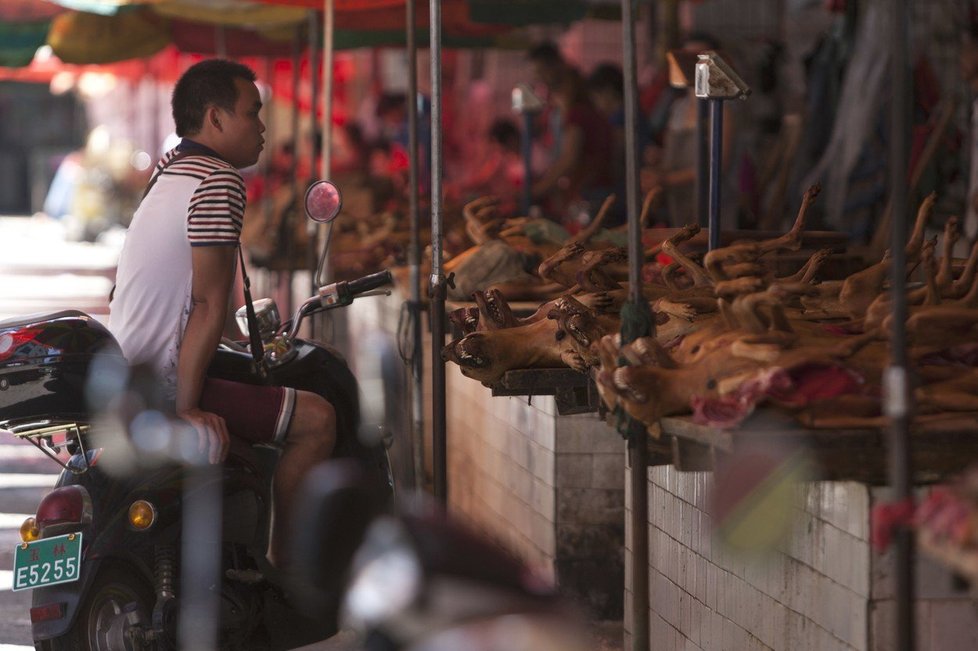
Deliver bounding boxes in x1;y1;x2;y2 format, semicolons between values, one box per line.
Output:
287;270;393;340
345;269;393;297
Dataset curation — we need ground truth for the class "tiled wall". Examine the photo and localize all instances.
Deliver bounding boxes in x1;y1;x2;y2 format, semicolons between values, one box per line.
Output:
446;364;626;618
343;289;627;618
447;366;559;580
553;412;627;617
625;467;978;650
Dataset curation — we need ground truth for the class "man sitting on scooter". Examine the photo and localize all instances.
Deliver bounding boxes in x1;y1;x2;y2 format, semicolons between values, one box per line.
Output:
109;59;336;568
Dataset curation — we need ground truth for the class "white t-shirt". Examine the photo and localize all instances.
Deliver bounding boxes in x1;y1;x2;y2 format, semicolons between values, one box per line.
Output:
109;145;246;398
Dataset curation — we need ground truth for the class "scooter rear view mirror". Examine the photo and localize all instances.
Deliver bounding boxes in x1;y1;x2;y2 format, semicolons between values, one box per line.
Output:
304;180;343;223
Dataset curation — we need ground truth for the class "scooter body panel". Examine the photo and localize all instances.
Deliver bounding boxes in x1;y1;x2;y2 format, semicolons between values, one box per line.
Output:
0;310;125;428
30;463;176;640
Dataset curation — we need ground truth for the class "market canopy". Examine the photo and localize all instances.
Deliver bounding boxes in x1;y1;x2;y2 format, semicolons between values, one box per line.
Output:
0;0;64;67
1;0;599;68
252;0;588;25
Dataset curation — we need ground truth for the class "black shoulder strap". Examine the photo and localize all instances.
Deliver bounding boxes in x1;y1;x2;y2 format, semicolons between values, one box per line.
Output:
141;149;194;200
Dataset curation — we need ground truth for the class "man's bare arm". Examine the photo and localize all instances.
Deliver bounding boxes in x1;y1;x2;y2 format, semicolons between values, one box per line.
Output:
175;245;237;463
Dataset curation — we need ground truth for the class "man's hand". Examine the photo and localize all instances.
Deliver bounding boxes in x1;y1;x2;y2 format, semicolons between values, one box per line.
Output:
178;407;229;464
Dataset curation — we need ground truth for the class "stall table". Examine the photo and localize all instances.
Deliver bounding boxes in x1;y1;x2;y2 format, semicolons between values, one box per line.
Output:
658;413;978;484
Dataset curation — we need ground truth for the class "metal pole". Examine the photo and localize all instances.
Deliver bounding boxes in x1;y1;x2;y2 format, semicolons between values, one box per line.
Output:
406;0;425;492
283;24;303;317
429;0;447;503
308;9;321;304
319;0;336;299
622;1;650;648
623;4;643;316
260;57;277;299
696;99;709;228
521;112;533;215
304;0;336;343
321;1;334;183
887;2;914;650
708;98;722;251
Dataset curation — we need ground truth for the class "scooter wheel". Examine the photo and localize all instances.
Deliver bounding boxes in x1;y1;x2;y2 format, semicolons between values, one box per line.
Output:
35;562;155;651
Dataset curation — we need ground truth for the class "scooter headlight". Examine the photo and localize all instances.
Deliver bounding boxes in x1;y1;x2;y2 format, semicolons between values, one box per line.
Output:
235;298;281;341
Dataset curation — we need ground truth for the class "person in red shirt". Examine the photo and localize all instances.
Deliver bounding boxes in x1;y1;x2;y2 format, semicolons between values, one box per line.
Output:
448;118;525;215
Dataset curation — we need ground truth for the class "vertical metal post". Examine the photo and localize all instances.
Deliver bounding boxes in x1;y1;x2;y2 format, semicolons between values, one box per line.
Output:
283;24;303;316
319;0;335;294
708;98;722;251
521;112;533;216
429;0;447;503
622;2;643;316
406;0;426;491
696;99;709;228
321;0;334;183
260;57;277;299
622;1;650;649
887;2;914;651
308;9;321;308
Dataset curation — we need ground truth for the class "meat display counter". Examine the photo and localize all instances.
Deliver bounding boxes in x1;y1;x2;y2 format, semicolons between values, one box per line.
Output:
655;412;978;484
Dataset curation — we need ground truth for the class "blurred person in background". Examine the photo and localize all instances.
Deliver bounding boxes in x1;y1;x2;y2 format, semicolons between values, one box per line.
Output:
527;42;613;230
587;62;649;227
448;118;524;216
44;129;151;241
375;91;431;197
640;32;735;227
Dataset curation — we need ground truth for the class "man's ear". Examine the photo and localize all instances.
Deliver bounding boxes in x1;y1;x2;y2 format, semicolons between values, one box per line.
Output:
205;105;222;132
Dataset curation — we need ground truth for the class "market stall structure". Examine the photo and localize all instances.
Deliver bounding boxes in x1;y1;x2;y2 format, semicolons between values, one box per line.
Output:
6;1;978;651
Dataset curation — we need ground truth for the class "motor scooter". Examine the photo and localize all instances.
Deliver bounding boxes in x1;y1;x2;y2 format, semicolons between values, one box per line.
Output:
0;180;393;650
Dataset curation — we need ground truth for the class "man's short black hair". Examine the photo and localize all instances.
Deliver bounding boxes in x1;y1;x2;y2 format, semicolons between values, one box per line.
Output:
172;59;257;137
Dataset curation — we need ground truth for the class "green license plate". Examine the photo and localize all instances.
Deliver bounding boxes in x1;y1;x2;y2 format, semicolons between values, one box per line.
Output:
12;533;83;591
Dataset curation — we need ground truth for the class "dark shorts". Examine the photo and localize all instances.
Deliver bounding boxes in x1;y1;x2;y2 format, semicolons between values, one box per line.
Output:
199;377;296;447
